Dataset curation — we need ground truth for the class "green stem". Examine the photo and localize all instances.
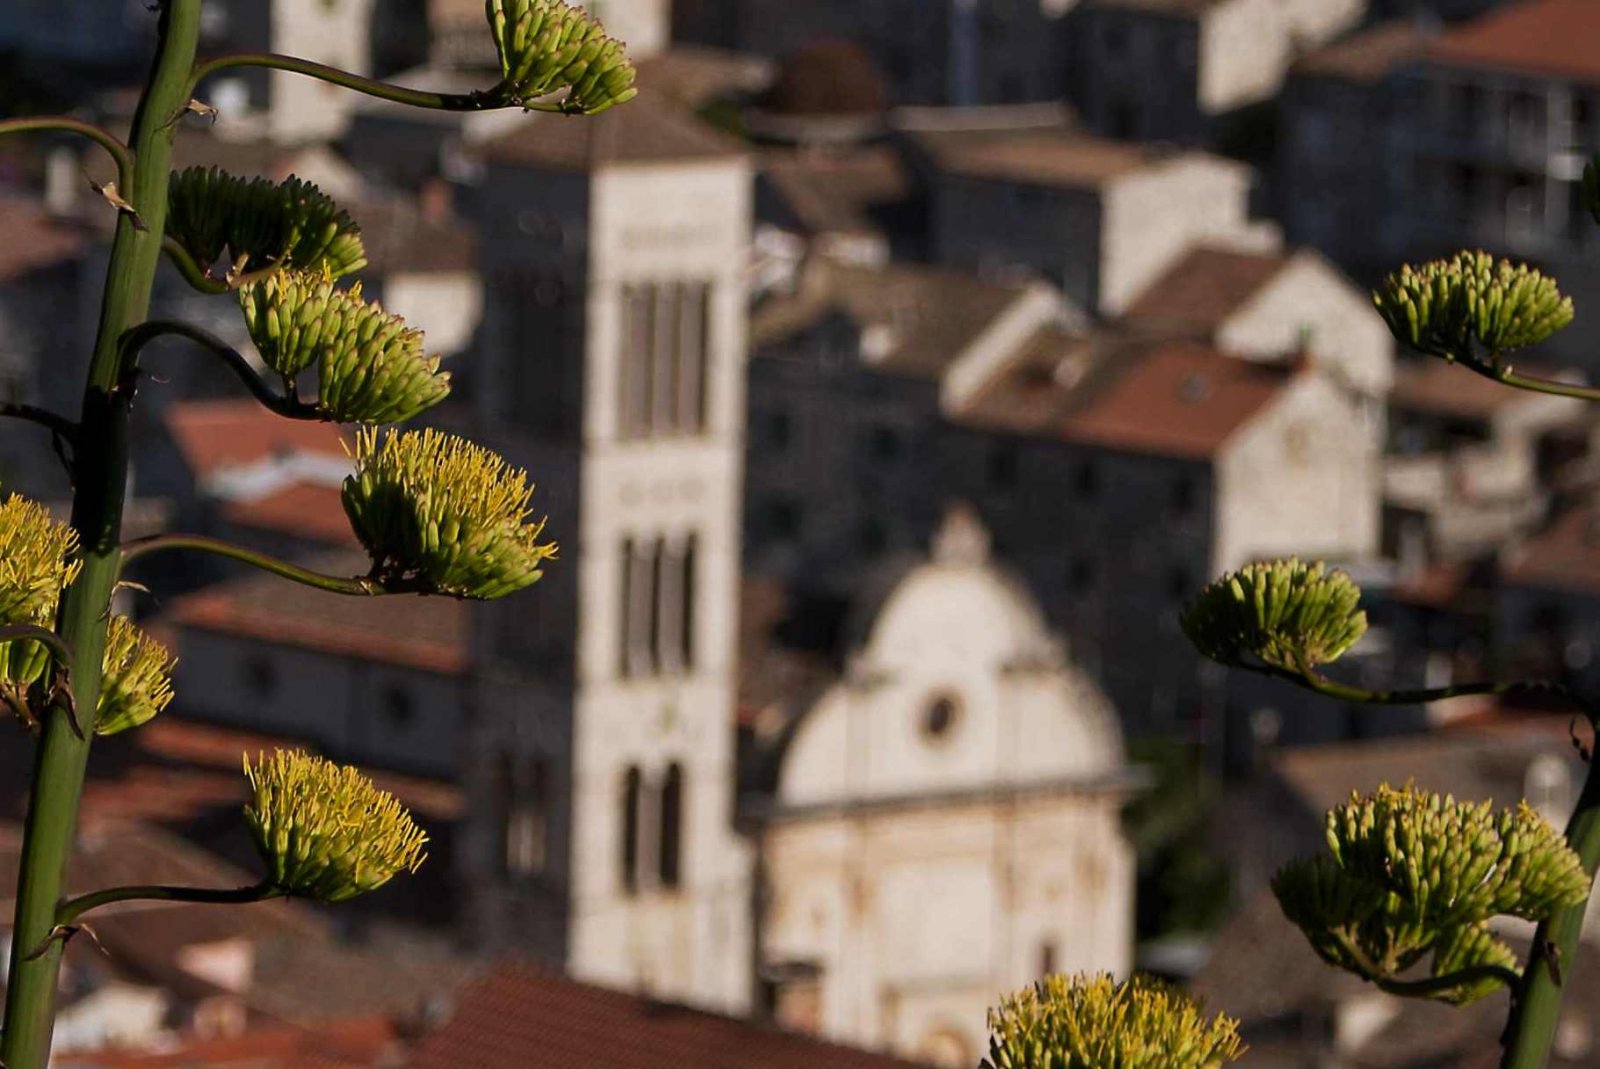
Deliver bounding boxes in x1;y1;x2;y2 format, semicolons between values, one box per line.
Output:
1376;966;1521;1000
188;53;540;113
120;319;319;420
1248;660;1572;710
56;880;279;928
1501;748;1600;1068
120;533;406;596
0;3;202;1065
0;117;135;191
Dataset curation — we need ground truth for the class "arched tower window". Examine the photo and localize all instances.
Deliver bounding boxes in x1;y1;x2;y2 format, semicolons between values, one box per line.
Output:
658;762;684;889
620;765;643;894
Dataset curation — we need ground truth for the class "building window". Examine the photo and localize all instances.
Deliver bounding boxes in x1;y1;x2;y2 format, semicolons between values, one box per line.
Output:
867;425;901;463
618;281;711;440
761;409;792;453
381;687;414;728
1038;940;1058;978
619;534;698;679
923;693;962;741
499;755;549;878
620;765;643;894
987;443;1019;490
1171;475;1196;516
1074;461;1099;500
658;762;684;890
764;498;802;541
245;657;277;697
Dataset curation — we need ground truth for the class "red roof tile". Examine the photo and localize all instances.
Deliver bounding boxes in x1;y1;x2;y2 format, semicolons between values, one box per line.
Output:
0;197;85;282
409;964;928;1069
163;400;349;481
959;340;1297;460
55;1016;397;1068
219;481;358;546
1430;0;1600;84
1121;246;1294;335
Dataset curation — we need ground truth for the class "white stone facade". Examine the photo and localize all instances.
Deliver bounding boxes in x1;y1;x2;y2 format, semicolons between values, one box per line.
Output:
760;518;1133;1065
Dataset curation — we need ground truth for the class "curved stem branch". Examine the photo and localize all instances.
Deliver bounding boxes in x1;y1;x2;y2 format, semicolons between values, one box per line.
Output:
1375;965;1521;1000
0;117;134;191
0;405;79;447
57;880;280;927
159;238;228;294
119;534;391;595
0;627;74;673
118;319;319;420
187;54;537;113
1242;660;1577;711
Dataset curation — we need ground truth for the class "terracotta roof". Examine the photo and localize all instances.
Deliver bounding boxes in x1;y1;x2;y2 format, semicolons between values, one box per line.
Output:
164;553;471;676
1430;0;1600;84
219;482;358;547
1294;20;1434;84
480;92;745;172
0;197;85;282
1121;246;1294;335
1502;497;1600;594
930;131;1157;190
635;47;776;109
760;144;911;237
751;259;1035;378
958;339;1297;460
409;963;929;1069
163;399;349;481
56;1018;398;1069
1388;359;1559;421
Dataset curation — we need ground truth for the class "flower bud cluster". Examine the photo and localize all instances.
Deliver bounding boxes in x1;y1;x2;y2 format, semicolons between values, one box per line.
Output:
240;271;451;424
342;428;557;598
95;615;176;736
486;0;639;114
1181;559;1365;673
167;167;367;279
1272;784;1589;1004
243;750;427;902
982;973;1243;1069
0;493;79;693
1373;251;1573;360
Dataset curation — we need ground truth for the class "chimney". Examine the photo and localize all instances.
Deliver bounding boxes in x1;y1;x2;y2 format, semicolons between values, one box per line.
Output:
44;147;79;218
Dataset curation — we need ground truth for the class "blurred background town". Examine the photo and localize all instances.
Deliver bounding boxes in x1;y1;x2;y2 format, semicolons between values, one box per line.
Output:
0;0;1597;1065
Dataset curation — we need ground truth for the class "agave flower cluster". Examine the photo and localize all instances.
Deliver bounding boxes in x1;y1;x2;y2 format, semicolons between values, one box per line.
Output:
167;167;367;280
95;616;176;736
1181;559;1366;674
342;428;557;598
1273;784;1590;1004
1373;251;1573;362
982;974;1243;1069
0;494;79;699
240;271;451;424
486;0;639;114
243;751;428;902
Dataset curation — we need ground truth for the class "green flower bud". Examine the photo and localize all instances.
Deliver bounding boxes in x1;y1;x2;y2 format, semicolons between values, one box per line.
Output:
1373;251;1573;361
167;167;367;279
1273;784;1588;1004
0;493;80;694
982;974;1244;1069
485;0;639;115
341;428;557;598
239;270;451;424
243;751;427;902
95;615;176;736
1181;559;1366;673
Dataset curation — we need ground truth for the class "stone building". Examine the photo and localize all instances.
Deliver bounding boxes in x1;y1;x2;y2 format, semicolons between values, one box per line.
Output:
900;110;1274;316
746;510;1134;1066
1062;0;1366;146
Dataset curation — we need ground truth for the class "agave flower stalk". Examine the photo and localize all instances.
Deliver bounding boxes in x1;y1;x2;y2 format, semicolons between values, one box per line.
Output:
0;2;630;1064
